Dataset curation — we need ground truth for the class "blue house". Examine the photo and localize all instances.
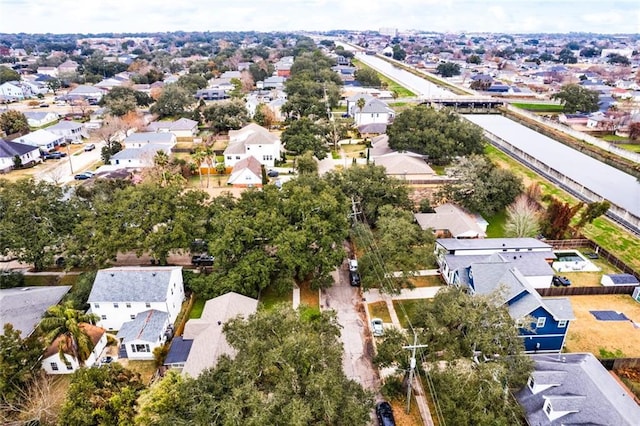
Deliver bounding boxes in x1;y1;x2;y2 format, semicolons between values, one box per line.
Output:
458;260;574;353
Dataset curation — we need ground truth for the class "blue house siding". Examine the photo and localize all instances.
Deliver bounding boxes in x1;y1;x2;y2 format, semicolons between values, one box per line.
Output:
517;306;568;353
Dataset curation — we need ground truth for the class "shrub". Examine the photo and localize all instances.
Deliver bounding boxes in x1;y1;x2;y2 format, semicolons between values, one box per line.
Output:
0;270;25;288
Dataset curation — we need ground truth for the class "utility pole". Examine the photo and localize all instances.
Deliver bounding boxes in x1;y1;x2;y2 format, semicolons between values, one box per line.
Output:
403;333;428;414
348;197;361;226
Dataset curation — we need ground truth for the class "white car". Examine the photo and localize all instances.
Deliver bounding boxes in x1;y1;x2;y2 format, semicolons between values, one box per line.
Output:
349;259;358;271
371;318;384;337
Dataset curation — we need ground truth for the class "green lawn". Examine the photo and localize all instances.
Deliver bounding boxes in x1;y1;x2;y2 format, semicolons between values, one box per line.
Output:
618;144;640;153
510;103;564;112
259;285;292;310
189;297;206;319
24;274;79;287
393;299;431;329
485;209;508;238
368;301;392;323
602;134;629;142
352;58;416;98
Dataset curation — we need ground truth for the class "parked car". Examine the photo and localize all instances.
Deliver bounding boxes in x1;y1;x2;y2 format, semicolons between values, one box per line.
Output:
39;103;49;108
376;401;396;426
192;254;215;267
349;258;358;272
74;171;95;180
267;169;279;177
43;151;65;160
552;276;571;287
84;143;96;152
371;318;384;337
100;356;113;365
349;270;361;287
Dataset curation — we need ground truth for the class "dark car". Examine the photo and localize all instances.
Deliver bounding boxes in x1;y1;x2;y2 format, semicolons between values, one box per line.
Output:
43;151;64;160
376;401;396;426
100;356;113;365
349;270;361;287
552;276;571;287
192;254;214;267
267;169;279;177
74;171;95;180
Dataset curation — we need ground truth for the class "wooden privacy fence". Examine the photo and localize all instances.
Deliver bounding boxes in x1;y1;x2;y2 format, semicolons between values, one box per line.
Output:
537;285;638;297
599;358;640;370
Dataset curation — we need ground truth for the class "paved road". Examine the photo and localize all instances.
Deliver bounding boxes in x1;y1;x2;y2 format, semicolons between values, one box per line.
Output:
35;141;105;184
321;263;380;392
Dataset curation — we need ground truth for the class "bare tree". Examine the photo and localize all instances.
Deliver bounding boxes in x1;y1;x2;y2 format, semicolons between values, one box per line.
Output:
504;194;541;238
0;373;62;426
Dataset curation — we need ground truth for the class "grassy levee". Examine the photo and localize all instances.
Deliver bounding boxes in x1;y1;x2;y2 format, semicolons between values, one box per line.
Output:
352;58;416;98
485;144;640;274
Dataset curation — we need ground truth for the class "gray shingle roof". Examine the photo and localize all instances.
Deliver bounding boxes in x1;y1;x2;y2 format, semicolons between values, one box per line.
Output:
124;132;175;144
0;286;71;337
181;292;257;377
437;237;552;252
516;353;640;425
0;139;38;158
116;310;168;343
88;266;180;303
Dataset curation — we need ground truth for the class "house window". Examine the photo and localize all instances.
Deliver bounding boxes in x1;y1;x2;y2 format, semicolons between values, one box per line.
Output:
558;320;567;328
94;303;100;308
113;303;119;308
527;376;535;391
145;302;151;308
235;156;240;160
536;317;546;328
516;318;524;328
101;315;107;320
263;155;273;161
126;303;131;308
50;362;58;371
66;363;73;370
132;344;150;353
226;156;232;161
130;315;136;320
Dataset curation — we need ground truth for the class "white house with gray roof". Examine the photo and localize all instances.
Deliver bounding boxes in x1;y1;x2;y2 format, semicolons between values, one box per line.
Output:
224;123;281;168
46;121;87;143
516;353;640;425
88;266;184;331
435;238;556;288
15;129;64;151
116;309;171;360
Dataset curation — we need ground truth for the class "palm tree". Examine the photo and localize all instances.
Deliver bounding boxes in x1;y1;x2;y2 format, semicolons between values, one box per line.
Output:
356;97;366;126
192;148;206;187
202;143;216;188
39;301;100;367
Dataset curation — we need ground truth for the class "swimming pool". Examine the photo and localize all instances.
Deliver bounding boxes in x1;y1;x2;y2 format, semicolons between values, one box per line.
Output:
552;250;601;272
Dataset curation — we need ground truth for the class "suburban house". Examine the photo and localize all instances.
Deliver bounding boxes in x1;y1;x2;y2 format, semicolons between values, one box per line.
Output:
227;155;264;187
275;56;294;77
457;258;574;353
224;123;281;168
66;84;106;101
116;309;172;360
41;323;107;375
516;353;640;425
372;152;436;182
23;111;59;128
435;238;556;289
0;138;42;172
88;266;185;331
46;121;87;144
260;76;286;90
415;203;488;239
353;98;395;126
165;292;258;377
0;286;71;338
110;132;177;168
15;129;64;151
146;117;198;141
0;81;28;99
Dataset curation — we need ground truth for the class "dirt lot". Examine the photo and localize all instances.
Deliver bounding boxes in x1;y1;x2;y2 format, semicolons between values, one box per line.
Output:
565;295;640;357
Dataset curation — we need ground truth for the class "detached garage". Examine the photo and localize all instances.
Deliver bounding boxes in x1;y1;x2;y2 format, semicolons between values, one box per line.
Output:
601;273;640;287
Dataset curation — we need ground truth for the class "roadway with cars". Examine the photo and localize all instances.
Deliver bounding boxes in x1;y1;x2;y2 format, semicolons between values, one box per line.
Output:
35;141;104;184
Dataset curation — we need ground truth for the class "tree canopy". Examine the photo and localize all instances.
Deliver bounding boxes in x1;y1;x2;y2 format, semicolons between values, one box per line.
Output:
0;324;43;408
438;155;523;217
136;306;373;425
0;110;29;136
386;105;485;165
150;83;194;118
436;62;461;77
281;117;329;159
201;99;249;133
551;84;600;113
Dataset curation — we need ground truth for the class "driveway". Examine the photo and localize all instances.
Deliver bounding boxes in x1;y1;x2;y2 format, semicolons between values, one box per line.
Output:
321;262;380;392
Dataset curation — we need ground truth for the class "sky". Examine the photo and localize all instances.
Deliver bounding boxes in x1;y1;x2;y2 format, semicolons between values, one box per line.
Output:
0;0;639;35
